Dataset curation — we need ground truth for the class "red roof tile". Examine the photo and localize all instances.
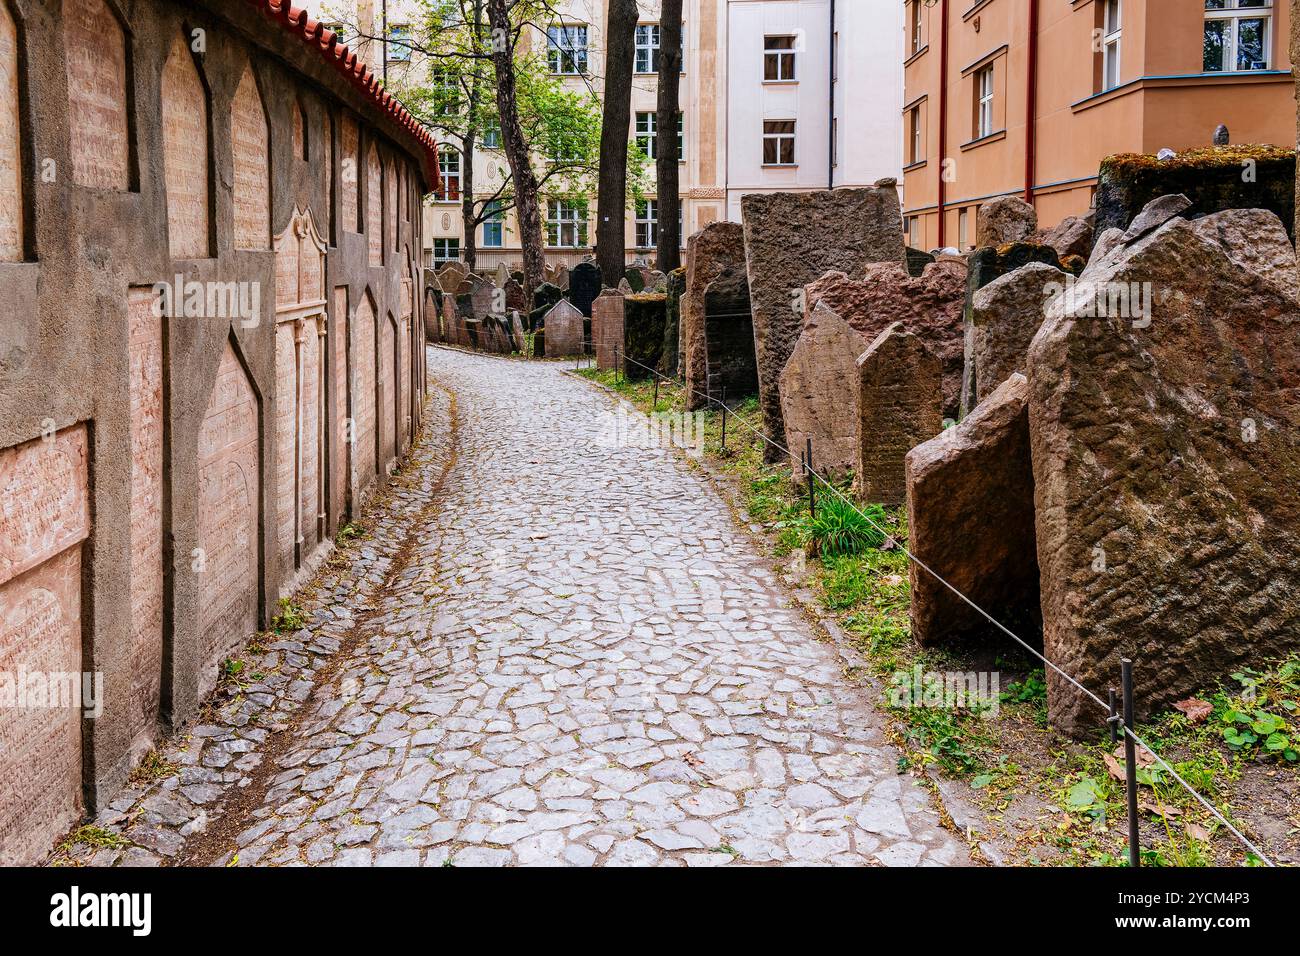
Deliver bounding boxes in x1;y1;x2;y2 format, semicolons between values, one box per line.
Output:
246;0;439;190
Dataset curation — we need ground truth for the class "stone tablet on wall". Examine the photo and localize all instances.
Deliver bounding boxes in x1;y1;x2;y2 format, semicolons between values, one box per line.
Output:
0;4;23;260
332;286;349;526
743;185;907;461
779;303;866;482
232;68;271;251
162;37;210;259
380;314;396;467
0;423;89;867
197;342;259;697
367;144;382;267
128;287;163;746
341;113;360;233
64;0;129;191
856;323;942;506
353;295;377;497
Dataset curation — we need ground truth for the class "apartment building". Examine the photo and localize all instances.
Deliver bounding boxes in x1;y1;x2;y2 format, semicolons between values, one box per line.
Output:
314;0;903;269
902;0;1294;252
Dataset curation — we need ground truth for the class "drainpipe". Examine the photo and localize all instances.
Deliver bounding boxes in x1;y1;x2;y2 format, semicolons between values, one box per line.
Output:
1024;0;1039;205
937;0;949;248
829;0;836;189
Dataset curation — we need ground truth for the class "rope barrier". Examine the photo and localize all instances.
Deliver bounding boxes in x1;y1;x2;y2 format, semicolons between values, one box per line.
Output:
608;348;1275;867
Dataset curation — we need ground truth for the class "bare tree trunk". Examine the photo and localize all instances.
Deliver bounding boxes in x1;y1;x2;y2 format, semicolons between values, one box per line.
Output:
487;0;544;299
655;0;683;273
597;0;637;286
461;132;478;272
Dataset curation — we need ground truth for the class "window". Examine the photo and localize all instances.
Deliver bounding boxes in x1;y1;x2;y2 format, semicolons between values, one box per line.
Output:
636;112;657;158
906;216;920;248
636;199;658;248
482;117;500;149
433;70;460;116
676;112;685;161
635;24;661;73
432;238;460;264
388;23;411;61
324;22;347;43
975;65;994;138
910;2;923;56
764;35;797;81
482;200;504;248
548;25;588;74
958;208;970;250
1101;0;1121;90
908;107;922;164
762;120;796;166
547;199;587;247
1204;1;1271;72
436;148;460;202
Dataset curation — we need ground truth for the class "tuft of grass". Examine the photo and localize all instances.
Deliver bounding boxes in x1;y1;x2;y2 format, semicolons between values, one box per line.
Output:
803;496;886;557
128;748;179;785
61;825;130;852
335;521;366;545
271;596;307;633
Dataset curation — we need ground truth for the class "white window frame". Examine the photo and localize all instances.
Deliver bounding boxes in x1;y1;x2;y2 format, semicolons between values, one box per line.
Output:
546;199;588;248
635;23;661;74
482;117;500;149
433;70;460;117
481;200;504;248
436;147;461;203
958;208;970;250
388;23;412;62
432;238;460;264
908;107;922;164
676;112;685;162
548;25;589;75
910;2;923;56
762;120;796;167
635;199;658;249
764;35;797;82
975;65;994;138
1203;0;1272;73
1102;0;1122;91
636;111;657;159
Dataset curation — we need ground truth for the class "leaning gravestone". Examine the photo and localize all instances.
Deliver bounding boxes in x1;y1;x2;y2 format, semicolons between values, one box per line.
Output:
806;260;966;418
569;262;602;317
906;373;1038;647
541;299;584;357
1028;207;1300;735
661;267;686;378
623;267;646;293
975;196;1037;248
702;267;758;401
856;323;942;506
1031;213;1094;259
469;274;497;319
503;278;527;314
961;261;1063;416
593;289;625;371
495;262;511;287
743;184;907;461
622;293;667;381
779;302;867;482
684;222;746;411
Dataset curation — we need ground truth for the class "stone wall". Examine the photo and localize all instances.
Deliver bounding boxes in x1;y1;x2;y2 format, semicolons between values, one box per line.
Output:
0;0;434;864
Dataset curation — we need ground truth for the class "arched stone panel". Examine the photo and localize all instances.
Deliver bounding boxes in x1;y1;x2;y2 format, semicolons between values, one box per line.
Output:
331;285;348;527
341;113;358;233
0;424;88;865
162;36;210;259
0;3;23;259
64;0;129;190
385;155;396;254
197;339;258;696
379;313;395;467
353;292;376;498
231;67;270;251
367;142;381;266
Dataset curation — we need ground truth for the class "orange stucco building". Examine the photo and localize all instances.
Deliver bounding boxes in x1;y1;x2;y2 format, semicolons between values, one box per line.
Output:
901;0;1294;251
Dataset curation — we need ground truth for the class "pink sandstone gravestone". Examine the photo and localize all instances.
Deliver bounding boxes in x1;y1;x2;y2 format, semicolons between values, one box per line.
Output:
232;68;270;251
162;37;209;259
64;0;129;191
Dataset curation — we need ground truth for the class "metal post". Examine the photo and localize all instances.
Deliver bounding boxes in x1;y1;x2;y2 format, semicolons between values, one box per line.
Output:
1108;687;1119;745
1122;658;1140;868
805;437;816;518
653;375;660;411
615;347;620;385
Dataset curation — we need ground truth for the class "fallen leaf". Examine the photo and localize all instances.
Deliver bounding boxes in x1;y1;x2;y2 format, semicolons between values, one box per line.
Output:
1113;743;1156;769
1173;697;1213;723
1185;822;1210;842
1139;801;1181;818
1103;753;1125;782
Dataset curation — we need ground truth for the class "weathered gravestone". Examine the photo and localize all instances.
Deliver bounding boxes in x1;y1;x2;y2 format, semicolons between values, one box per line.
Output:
961;260;1064;416
779;302;867;481
593;289;625;371
569;262;602;317
541;299;584;356
1032;213;1094;259
806;260;966;418
743;184;907;461
495;262;511;287
684;222;747;411
906;373;1038;647
646;270;667;293
423;288;440;342
503;278;527;315
468;274;496;319
905;246;935;277
623;293;667;380
531;282;564;330
438;261;467;294
1028;207;1300;735
440;292;461;345
661;266;686;378
703;267;758;401
975;195;1037;248
623;267;646;293
856;323;942;506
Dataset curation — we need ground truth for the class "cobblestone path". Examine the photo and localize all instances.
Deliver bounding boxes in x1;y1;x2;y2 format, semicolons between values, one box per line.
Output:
60;347;968;867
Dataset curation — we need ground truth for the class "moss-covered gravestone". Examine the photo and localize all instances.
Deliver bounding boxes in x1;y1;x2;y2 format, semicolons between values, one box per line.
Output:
661;266;686;378
1095;146;1295;241
622;293;667;380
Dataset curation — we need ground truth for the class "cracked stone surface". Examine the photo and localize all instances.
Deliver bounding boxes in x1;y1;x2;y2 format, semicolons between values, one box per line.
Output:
55;347;967;868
